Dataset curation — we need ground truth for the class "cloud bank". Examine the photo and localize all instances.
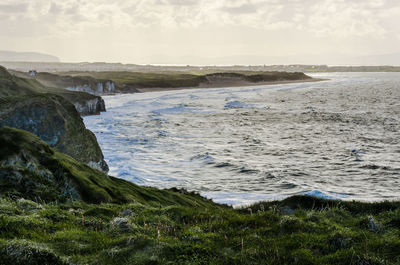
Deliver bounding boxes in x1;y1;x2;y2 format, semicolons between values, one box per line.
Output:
0;0;399;64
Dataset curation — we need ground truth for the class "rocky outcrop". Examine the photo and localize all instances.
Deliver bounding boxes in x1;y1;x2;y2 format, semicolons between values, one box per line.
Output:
65;81;116;95
21;71;117;96
0;66;108;171
0;94;109;173
3;67;106;116
71;97;106;116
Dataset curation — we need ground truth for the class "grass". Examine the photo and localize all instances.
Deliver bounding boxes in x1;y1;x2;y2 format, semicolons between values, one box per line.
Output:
0;127;399;264
0;127;219;208
0;196;399;264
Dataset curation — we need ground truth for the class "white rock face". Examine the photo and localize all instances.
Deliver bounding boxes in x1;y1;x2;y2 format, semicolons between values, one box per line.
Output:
105;81;115;93
73;98;106;116
65;81;116;95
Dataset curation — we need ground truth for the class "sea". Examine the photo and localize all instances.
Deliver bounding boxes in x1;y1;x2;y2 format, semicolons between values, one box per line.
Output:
84;72;400;206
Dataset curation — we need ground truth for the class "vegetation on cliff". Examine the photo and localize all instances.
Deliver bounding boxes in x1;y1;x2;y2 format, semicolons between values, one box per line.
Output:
0;127;217;207
0;66;108;171
0;127;399;265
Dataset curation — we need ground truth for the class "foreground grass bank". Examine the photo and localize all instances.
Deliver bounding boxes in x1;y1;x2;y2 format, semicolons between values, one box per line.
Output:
0;196;399;265
0;128;399;264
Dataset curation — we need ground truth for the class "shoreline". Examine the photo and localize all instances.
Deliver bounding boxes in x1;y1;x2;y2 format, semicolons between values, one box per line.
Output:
134;78;328;93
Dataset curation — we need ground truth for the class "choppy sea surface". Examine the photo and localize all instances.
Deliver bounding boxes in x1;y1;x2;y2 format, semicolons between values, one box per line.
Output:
84;72;400;206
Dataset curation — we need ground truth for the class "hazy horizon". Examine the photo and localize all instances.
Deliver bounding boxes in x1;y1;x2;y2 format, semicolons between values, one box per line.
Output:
1;0;400;65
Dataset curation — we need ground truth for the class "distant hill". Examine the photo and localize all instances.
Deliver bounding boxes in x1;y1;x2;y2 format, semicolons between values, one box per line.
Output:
0;50;60;62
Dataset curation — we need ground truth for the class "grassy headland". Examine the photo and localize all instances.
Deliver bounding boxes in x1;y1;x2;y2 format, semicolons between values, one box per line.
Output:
15;70;315;94
62;71;314;92
0;127;399;264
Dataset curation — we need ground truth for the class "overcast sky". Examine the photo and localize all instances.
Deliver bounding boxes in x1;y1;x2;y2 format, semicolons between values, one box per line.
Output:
1;0;400;64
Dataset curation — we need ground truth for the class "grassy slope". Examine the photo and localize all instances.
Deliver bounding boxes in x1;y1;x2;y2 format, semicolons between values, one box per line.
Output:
0;127;399;264
0;127;217;208
0;195;399;265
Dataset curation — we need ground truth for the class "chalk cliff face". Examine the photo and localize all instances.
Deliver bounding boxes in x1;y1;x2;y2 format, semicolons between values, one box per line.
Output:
65;81;116;95
71;96;106;116
3;67;107;116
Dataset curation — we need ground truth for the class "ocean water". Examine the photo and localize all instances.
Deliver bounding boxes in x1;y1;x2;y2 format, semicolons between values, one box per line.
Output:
84;72;400;206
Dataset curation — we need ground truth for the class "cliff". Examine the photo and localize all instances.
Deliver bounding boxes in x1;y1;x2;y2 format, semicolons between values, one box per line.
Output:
6;68;107;116
0;126;218;206
0;95;108;172
8;70;314;94
0;66;108;172
14;71;117;95
59;91;106;116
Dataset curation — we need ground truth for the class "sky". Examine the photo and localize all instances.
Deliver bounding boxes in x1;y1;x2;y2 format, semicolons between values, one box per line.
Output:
0;0;400;65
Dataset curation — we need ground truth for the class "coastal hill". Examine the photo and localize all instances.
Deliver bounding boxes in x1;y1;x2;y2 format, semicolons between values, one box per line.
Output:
0;66;108;172
0;126;216;207
0;50;60;63
9;69;313;94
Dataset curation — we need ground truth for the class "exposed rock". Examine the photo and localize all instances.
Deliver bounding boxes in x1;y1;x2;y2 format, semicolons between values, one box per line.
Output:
110;217;132;232
0;94;108;172
120;208;134;217
27;71;117;95
3;68;107;116
65;81;116;95
72;97;106;116
367;216;382;232
16;198;43;211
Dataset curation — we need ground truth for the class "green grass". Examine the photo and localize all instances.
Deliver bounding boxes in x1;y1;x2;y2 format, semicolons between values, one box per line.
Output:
0;127;219;208
0;127;400;264
0;196;399;264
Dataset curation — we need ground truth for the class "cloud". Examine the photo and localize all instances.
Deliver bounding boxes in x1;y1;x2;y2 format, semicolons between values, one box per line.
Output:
0;2;29;13
0;0;399;63
220;3;259;14
0;0;395;35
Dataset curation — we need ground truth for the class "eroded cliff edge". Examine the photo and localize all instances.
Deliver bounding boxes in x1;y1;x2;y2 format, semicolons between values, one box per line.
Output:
8;69;107;116
0;66;108;172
